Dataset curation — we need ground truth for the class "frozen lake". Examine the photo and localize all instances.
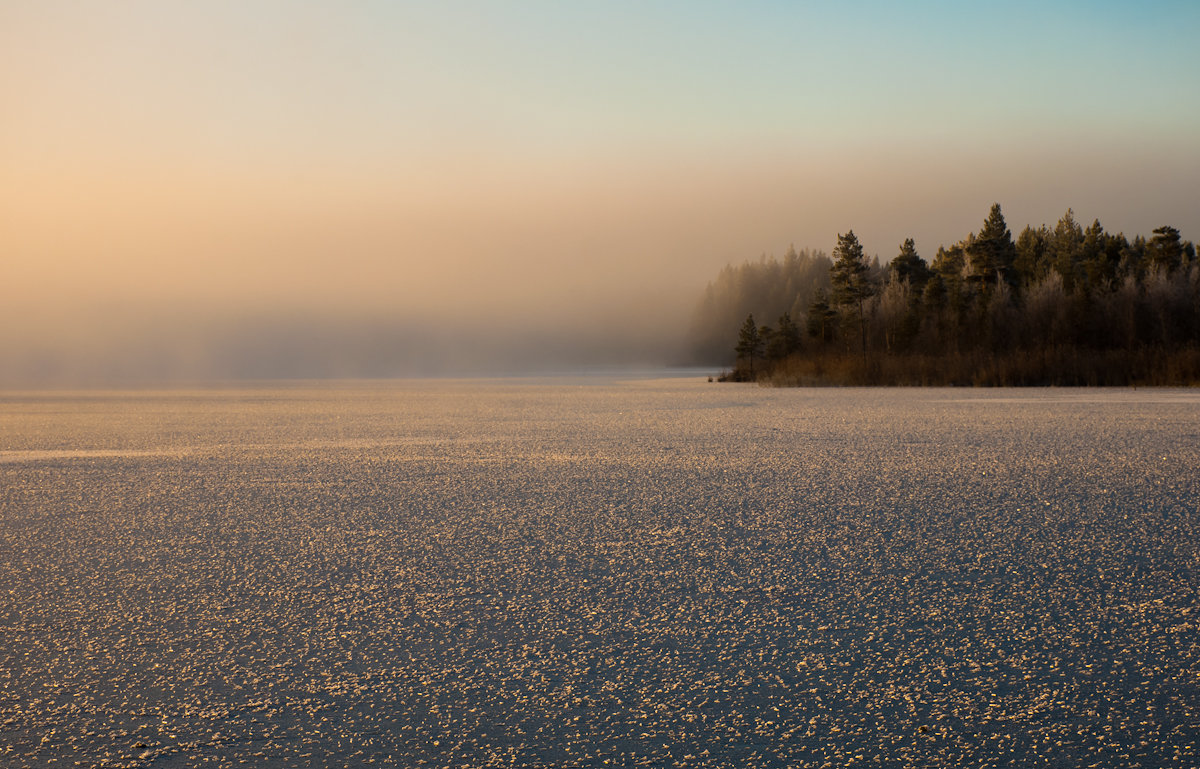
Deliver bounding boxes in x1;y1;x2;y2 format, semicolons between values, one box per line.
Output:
2;377;1199;767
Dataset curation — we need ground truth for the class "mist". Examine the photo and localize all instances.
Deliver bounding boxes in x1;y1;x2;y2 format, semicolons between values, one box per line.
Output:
0;309;686;386
4;2;1198;385
4;143;1198;385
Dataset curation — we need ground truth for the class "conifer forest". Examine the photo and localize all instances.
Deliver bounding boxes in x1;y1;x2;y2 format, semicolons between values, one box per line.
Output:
691;205;1200;385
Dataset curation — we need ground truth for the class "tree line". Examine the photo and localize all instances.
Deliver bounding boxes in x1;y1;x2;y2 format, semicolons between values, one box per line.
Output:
688;246;836;364
700;205;1200;385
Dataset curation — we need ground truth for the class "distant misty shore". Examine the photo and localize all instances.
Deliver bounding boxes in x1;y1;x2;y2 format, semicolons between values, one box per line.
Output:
692;205;1199;387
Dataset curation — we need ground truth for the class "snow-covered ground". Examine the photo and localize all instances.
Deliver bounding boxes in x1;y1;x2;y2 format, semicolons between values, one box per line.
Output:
2;378;1198;767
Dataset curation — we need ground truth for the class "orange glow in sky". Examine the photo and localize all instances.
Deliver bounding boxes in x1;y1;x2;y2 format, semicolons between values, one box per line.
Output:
3;1;1198;381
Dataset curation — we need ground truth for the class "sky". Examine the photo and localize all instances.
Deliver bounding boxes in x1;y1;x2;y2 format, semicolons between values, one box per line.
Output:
3;1;1199;381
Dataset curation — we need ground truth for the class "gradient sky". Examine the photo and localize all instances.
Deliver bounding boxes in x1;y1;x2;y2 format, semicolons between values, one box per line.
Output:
3;1;1199;379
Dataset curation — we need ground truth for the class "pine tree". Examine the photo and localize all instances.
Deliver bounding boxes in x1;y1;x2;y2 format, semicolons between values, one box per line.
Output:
1147;226;1184;273
1080;219;1115;293
890;238;930;289
830;230;872;355
831;231;869;305
1050;209;1085;291
768;312;801;359
806;290;836;343
735;314;763;377
968;204;1017;287
1014;225;1049;285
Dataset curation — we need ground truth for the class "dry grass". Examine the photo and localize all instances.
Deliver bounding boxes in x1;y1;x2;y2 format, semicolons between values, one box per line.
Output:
755;346;1200;387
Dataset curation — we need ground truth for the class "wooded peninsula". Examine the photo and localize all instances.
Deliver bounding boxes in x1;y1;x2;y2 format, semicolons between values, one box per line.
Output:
689;205;1199;386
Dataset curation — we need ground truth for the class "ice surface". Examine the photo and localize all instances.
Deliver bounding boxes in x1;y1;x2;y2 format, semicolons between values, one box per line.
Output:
1;378;1198;767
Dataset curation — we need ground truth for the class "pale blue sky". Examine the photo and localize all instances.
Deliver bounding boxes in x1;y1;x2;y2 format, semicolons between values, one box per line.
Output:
8;2;1196;158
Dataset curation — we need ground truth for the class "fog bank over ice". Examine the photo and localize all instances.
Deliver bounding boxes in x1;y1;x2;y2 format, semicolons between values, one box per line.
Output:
0;299;692;385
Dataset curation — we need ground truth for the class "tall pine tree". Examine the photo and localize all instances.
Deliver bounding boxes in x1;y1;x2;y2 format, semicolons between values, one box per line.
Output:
830;230;872;355
968;203;1017;287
